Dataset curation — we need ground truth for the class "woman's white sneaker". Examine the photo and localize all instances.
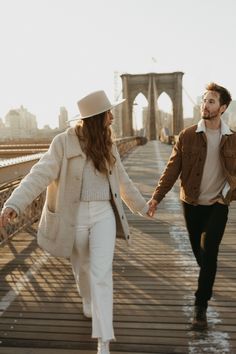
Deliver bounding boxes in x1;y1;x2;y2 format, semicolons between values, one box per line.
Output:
82;298;92;318
97;338;110;354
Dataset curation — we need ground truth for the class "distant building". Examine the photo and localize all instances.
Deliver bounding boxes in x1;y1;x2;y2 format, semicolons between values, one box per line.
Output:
36;126;62;141
184;117;195;128
158;110;173;135
19;105;38;131
191;96;201;124
228;100;236;130
5;109;21;130
0;105;70;142
4;106;38;139
193;104;201;124
0;118;5;129
142;107;173;138
58;107;68;131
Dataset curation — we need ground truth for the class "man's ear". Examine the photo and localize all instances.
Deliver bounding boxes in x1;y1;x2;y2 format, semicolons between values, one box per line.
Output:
220;104;227;115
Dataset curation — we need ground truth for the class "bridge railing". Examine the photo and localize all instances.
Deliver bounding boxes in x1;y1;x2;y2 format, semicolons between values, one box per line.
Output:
0;136;147;245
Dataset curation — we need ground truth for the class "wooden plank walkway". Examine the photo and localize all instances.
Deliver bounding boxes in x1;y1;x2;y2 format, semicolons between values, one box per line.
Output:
0;140;236;354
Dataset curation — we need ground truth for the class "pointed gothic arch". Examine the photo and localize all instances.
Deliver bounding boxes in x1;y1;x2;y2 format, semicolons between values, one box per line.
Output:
121;72;184;140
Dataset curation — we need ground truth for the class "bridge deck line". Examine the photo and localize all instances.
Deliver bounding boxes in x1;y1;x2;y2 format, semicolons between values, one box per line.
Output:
0;140;236;354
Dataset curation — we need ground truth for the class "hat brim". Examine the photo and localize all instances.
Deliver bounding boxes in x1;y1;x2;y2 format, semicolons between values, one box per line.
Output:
67;98;126;122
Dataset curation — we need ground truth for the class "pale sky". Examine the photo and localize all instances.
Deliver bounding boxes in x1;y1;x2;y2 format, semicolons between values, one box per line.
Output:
0;0;236;128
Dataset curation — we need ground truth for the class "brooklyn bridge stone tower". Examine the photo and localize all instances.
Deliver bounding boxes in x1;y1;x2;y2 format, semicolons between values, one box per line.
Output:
120;72;184;140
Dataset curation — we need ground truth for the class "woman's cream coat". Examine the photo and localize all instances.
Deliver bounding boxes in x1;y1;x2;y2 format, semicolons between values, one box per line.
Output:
4;128;147;258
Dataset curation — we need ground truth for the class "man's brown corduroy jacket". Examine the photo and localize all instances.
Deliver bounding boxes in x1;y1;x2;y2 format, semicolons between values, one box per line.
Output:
152;119;236;205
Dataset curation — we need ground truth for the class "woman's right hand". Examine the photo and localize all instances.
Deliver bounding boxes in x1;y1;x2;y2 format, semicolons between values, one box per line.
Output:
0;208;17;227
147;199;158;217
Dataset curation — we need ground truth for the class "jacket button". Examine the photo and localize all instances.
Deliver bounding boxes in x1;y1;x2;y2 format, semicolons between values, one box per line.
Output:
127;235;130;239
114;193;117;198
109;170;112;175
121;215;124;219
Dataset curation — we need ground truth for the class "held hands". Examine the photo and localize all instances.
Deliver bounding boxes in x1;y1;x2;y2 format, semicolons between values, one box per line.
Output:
0;208;17;228
147;198;158;217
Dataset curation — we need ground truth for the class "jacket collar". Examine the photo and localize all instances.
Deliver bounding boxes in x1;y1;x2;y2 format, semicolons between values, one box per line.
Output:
65;127;86;159
195;118;233;135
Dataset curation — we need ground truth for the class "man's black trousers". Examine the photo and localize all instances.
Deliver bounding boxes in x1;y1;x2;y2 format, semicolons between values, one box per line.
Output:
183;202;228;308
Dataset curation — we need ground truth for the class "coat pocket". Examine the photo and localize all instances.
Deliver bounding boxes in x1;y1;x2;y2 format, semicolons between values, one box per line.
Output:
222;150;236;175
38;205;60;240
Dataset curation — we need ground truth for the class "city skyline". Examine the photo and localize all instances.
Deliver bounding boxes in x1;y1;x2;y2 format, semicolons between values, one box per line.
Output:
0;104;68;142
1;0;236;128
0;104;68;129
1;92;236;134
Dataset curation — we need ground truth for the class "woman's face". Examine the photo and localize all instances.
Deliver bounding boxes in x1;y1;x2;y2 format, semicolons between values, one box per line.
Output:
104;110;113;127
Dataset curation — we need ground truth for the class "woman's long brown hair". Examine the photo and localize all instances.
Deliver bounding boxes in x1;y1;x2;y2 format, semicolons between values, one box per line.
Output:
75;111;116;174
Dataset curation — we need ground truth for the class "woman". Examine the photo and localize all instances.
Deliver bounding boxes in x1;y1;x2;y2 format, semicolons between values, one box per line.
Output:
0;90;148;354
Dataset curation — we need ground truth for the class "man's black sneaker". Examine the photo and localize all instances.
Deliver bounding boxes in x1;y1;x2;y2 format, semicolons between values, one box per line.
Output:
191;305;208;330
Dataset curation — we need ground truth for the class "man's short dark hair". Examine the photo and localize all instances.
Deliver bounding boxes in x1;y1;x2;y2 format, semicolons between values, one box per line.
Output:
205;82;232;108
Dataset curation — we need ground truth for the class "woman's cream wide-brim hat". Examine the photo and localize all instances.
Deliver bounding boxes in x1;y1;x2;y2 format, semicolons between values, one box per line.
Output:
69;90;125;121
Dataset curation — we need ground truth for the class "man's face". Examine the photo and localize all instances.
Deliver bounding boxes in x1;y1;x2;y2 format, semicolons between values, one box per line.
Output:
201;91;225;120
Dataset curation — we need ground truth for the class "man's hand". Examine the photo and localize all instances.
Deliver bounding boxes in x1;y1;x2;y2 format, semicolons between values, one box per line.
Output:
147;199;158;217
0;208;17;227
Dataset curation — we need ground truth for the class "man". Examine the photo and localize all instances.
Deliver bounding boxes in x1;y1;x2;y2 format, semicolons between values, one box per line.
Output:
148;82;236;329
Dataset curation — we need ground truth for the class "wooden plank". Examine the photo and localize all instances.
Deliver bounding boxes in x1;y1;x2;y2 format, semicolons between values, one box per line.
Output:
0;140;236;354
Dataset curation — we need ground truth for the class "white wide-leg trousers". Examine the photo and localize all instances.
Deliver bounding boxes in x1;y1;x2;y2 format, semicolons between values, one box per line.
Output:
70;201;116;341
